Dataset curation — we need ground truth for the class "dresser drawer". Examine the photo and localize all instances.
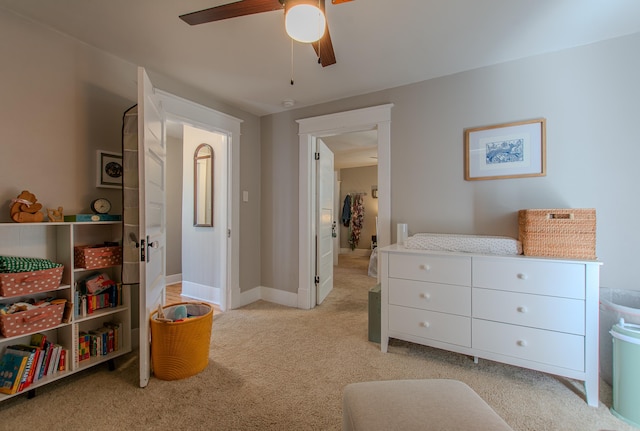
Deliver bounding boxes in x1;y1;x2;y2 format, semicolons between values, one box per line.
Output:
472;288;585;335
389;305;471;347
389;279;471;316
389;253;471;286
473;319;584;371
472;258;585;299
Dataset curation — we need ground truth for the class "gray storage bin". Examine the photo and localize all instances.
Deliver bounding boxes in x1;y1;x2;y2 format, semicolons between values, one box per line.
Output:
599;287;640;385
368;284;381;343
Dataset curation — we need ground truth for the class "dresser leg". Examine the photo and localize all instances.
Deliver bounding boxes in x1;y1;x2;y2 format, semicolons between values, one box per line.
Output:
584;377;599;407
474;356;479;364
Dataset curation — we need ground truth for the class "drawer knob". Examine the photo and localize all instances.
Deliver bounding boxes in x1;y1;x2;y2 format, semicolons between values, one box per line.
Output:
517;306;528;313
420;321;431;328
517;273;528;280
419;264;431;271
516;340;528;347
419;293;431;301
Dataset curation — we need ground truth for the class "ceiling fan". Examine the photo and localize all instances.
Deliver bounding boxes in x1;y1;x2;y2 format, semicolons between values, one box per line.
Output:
179;0;354;67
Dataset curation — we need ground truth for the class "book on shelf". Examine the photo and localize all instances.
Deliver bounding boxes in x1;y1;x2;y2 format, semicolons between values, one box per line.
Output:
77;332;91;362
6;345;38;392
104;321;123;351
30;333;47;349
39;340;53;380
47;345;62;376
75;283;121;317
29;333;46;383
58;349;67;372
0;352;29;395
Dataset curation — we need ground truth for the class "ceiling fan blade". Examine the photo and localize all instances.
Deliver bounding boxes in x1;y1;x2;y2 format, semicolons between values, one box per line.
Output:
179;0;283;25
312;0;336;66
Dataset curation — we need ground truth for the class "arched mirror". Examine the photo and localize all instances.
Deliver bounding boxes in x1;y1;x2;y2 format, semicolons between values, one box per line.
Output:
194;143;214;227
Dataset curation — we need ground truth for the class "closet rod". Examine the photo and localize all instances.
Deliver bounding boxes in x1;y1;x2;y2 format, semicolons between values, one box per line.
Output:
347;192;367;196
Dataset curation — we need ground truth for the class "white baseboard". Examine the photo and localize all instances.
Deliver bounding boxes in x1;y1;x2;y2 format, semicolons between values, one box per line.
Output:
182;280;220;304
166;275;300;311
236;286;298;309
166;273;182;285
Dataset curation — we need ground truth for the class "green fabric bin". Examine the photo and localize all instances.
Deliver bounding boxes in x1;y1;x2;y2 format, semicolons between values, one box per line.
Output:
610;318;640;427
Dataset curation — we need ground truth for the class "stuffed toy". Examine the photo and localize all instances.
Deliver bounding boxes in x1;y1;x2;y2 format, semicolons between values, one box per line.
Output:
47;206;64;222
10;190;44;223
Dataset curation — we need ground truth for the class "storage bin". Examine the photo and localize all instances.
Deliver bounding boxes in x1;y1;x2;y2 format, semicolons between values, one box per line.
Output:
518;208;596;259
0;300;66;337
150;302;213;380
610;319;640;427
368;284;381;343
599;287;640;385
0;266;64;297
74;245;122;269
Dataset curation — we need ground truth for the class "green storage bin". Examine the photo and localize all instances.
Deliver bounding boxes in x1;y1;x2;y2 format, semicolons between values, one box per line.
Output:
368;284;380;343
610;318;640;427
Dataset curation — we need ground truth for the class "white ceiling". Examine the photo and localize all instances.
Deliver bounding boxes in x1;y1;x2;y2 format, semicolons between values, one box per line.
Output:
2;0;640;118
321;130;377;170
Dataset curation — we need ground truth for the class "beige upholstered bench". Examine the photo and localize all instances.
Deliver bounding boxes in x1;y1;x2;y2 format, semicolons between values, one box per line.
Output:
342;379;514;431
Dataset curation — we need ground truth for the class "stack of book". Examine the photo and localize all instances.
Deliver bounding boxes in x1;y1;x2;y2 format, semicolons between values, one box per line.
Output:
78;321;123;362
0;333;68;395
74;282;123;317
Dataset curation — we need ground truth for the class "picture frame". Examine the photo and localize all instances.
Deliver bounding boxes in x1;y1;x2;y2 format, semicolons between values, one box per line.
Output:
96;150;123;189
464;118;546;181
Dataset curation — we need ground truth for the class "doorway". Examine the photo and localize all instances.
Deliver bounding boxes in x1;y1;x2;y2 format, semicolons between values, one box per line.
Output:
158;90;242;311
297;104;393;310
322;130;379;257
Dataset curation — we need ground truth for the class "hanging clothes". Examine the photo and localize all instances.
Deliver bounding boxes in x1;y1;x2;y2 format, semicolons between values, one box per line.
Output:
349;193;365;250
341;194;351;227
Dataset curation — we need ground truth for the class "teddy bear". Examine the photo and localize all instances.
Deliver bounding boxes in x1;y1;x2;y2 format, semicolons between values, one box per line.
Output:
10;190;44;223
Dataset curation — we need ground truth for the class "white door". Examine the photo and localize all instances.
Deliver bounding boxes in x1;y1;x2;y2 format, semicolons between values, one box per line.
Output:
138;67;167;388
316;140;334;304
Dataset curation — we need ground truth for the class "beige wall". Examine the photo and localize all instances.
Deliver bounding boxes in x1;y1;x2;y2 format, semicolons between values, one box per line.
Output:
339;166;379;250
261;32;640;293
0;9;262;294
166;135;183;277
3;5;639;299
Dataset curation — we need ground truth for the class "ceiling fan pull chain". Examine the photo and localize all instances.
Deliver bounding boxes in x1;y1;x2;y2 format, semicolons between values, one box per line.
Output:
291;38;295;85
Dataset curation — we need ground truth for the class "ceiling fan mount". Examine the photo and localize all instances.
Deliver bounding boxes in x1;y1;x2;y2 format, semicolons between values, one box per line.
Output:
179;0;354;67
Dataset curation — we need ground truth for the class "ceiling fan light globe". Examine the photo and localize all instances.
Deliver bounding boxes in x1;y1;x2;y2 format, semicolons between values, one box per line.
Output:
285;4;326;43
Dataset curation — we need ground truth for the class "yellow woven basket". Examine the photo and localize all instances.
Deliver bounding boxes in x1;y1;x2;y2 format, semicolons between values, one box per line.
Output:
150;302;213;380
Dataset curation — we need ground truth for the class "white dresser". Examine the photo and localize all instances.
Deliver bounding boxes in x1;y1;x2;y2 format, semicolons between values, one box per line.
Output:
379;244;601;407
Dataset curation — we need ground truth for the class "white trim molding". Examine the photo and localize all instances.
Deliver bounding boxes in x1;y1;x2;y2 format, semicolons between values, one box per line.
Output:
297;104;393;309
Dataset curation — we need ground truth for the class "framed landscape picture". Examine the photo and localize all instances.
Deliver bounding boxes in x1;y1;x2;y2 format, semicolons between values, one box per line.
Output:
464;118;546;181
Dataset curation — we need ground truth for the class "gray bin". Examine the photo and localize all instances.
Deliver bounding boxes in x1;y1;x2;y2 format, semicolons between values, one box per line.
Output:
368;284;381;343
600;287;640;385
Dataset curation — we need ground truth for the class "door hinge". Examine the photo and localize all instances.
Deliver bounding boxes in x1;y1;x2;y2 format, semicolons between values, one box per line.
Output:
314;152;320;160
227;228;231;238
314;275;320;285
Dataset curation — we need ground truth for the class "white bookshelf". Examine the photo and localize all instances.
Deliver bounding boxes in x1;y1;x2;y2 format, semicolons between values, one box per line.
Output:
0;221;131;400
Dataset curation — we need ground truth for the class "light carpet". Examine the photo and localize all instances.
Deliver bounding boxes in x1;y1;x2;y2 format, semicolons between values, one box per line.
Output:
0;254;634;430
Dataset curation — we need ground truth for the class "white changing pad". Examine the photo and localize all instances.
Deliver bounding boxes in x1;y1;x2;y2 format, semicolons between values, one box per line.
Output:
405;233;522;255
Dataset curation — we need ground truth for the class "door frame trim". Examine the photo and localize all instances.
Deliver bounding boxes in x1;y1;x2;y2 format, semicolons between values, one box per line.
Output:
157;89;242;311
297;104;393;309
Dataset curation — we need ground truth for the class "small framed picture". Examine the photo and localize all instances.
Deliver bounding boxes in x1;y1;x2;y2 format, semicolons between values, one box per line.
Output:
464;118;546;181
97;150;123;189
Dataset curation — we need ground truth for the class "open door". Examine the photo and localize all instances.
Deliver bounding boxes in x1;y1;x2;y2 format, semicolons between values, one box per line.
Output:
316;140;334;304
138;67;167;388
